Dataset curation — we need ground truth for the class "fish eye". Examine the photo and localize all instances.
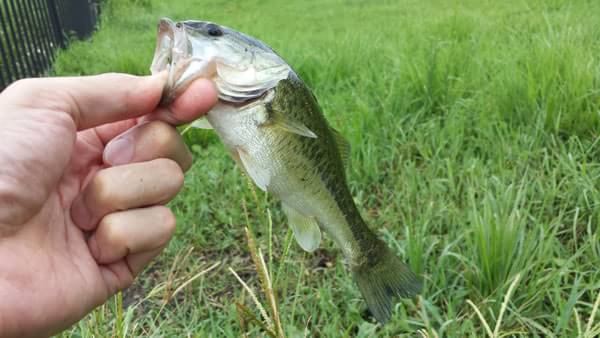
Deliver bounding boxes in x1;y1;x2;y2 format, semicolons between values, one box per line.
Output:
206;23;223;37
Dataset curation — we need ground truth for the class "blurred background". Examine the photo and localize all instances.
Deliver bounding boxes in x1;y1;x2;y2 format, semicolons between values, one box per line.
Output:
0;0;99;90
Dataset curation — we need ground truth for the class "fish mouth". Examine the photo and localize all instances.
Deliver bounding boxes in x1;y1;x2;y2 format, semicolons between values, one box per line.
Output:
150;18;176;74
151;18;213;104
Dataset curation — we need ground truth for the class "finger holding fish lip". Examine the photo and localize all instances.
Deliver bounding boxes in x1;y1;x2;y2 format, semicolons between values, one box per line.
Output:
141;77;218;125
92;76;218;145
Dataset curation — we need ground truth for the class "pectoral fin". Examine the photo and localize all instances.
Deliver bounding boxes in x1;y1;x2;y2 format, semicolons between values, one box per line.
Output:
190;117;213;129
237;148;270;191
281;203;321;252
265;105;317;138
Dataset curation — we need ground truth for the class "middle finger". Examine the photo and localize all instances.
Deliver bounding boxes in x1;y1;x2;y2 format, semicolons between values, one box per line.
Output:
70;158;183;230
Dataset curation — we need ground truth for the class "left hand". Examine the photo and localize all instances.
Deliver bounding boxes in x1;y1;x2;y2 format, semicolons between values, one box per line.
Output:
0;73;217;337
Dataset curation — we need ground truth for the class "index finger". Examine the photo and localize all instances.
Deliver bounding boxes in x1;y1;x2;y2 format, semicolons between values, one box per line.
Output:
0;73;165;130
93;78;218;143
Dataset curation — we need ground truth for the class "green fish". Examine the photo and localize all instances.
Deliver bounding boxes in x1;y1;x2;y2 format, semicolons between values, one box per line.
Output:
150;18;421;323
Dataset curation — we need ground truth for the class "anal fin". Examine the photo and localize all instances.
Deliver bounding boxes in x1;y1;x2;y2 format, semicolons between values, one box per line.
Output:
281;203;321;252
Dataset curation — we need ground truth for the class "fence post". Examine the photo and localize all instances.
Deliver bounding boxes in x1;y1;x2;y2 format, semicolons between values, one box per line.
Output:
46;0;65;48
60;0;97;39
0;2;16;82
1;1;25;78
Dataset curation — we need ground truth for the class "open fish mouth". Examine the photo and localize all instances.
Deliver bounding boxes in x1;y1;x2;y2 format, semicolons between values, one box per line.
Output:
150;18;214;104
150;18;176;74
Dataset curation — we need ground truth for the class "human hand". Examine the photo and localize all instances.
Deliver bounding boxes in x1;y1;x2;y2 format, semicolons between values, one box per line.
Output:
0;73;217;337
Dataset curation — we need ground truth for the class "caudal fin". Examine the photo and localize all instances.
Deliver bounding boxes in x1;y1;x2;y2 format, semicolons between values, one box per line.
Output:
351;242;421;323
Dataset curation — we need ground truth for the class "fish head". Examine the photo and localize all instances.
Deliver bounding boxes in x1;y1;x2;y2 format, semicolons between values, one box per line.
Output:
151;18;291;104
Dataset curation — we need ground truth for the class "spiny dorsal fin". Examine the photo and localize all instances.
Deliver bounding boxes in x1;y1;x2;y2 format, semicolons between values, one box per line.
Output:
281;203;321;252
330;127;351;168
264;104;317;138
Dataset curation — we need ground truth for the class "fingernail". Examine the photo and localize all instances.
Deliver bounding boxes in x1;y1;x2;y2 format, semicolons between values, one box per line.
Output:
104;136;134;165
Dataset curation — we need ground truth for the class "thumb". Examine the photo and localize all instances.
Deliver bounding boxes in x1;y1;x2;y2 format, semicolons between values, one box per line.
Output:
0;73;166;131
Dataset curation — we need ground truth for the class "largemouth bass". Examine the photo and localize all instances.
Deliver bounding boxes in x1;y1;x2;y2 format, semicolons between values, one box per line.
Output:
150;18;421;323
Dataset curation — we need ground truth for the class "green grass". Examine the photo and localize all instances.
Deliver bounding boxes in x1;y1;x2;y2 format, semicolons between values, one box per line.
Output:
53;0;600;336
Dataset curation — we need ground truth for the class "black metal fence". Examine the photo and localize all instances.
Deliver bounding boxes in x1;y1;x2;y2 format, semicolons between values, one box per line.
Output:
0;0;100;91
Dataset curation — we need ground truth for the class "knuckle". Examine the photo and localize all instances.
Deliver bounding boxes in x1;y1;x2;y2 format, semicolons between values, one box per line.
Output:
5;78;71;114
161;157;182;172
157;158;185;187
99;213;127;247
117;272;135;291
169;162;185;190
156;207;176;243
5;78;36;93
89;169;118;207
101;72;127;79
148;121;177;152
99;73;136;85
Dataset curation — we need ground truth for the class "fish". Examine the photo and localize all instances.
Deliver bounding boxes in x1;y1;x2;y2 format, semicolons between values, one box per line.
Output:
150;18;422;323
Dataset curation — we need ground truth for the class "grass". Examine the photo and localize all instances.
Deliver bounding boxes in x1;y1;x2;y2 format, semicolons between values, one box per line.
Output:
51;0;600;336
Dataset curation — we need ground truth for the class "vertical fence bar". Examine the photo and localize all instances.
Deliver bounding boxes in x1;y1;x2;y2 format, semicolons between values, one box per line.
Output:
0;63;5;89
0;5;14;83
37;0;60;65
23;0;51;72
13;0;41;76
20;0;45;73
0;27;6;84
46;0;64;48
31;0;55;64
37;0;58;49
56;0;66;26
7;0;36;77
1;0;24;78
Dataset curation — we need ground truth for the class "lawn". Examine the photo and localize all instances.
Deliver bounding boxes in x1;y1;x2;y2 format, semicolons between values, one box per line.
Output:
53;0;600;336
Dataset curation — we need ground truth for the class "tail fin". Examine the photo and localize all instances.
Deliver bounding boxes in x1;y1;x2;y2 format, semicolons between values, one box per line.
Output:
351;242;421;324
